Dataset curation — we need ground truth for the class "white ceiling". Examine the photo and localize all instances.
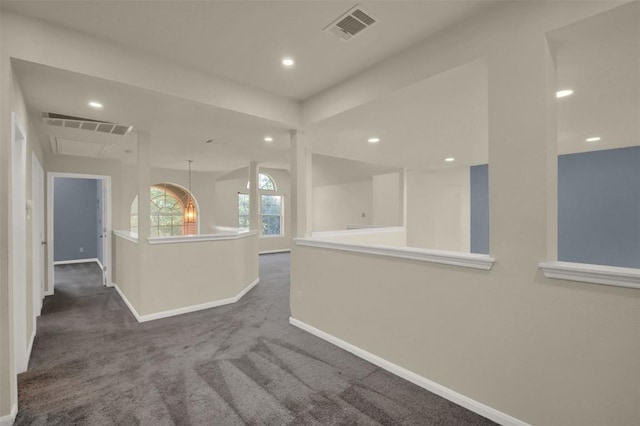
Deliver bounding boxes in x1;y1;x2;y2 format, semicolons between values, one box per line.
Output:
551;2;640;156
306;58;489;171
14;59;292;172
7;1;639;177
2;1;496;101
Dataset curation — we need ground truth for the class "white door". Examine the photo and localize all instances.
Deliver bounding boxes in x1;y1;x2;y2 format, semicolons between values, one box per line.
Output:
100;178;111;286
32;153;45;317
12;113;28;374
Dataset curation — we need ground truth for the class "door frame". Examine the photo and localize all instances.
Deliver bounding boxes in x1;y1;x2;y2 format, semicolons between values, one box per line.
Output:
31;153;45;319
46;173;112;294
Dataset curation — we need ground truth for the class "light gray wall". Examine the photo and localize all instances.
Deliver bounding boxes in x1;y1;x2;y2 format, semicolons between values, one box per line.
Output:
558;146;640;268
54;177;99;262
406;167;470;251
313;180;372;231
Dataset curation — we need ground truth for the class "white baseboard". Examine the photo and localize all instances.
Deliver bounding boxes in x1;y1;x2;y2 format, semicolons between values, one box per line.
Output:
113;284;142;321
0;404;17;426
260;249;291;255
106;282;115;288
53;258;99;266
289;317;529;426
114;278;260;323
26;327;36;369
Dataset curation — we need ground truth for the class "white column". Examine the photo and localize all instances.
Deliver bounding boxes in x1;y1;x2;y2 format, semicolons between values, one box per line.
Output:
290;130;312;238
488;30;557;266
249;161;259;232
399;168;408;228
136;131;151;313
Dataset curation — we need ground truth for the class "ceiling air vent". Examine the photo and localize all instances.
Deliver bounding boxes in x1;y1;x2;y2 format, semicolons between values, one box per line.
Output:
324;4;378;41
42;112;133;136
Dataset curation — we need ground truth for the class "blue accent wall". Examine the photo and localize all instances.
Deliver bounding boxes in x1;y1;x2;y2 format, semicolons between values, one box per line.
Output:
54;178;99;262
558;146;640;268
470;164;489;254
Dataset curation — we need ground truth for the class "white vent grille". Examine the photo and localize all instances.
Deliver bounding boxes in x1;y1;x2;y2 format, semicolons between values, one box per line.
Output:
324;5;378;41
42;112;132;136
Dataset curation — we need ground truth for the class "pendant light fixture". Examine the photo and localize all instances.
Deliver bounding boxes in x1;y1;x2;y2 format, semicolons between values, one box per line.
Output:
184;160;197;224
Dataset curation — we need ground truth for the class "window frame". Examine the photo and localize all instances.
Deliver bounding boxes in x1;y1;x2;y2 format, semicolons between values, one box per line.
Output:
239;172;284;236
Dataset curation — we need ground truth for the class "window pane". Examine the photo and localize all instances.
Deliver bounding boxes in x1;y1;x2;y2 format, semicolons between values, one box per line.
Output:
262;215;281;235
238;194;250;227
258;173;276;190
261;195;281;215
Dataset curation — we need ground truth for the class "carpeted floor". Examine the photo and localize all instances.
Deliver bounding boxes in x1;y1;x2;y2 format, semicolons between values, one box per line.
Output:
15;254;495;425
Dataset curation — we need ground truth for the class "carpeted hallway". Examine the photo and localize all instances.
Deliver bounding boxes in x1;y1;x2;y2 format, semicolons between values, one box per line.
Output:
15;254;495;425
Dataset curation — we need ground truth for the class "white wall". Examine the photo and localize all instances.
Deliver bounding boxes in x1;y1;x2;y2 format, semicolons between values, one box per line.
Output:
0;48;46;418
407;167;470;252
293;3;639;426
372;172;402;227
214;167;291;253
313;180;372;232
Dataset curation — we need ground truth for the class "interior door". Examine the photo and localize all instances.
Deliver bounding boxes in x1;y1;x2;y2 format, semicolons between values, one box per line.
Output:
100;178;111;286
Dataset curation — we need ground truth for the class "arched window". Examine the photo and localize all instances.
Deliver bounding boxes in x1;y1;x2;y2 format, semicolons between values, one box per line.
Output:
239;173;282;235
258;173;276;191
246;173;277;191
130;183;198;237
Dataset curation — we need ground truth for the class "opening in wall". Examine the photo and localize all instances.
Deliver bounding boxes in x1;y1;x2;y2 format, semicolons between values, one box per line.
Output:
131;183;199;237
548;3;640;269
306;58;489;254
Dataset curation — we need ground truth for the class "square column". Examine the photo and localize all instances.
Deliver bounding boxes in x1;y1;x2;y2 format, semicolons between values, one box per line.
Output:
249;161;259;232
136;131;151;312
290;130;312;238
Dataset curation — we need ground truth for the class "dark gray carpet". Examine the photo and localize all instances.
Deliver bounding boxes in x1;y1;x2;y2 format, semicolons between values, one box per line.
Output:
15;255;495;425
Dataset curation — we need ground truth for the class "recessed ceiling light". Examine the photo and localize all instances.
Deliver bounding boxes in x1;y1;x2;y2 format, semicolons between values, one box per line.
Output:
88;101;103;109
586;136;601;142
368;137;380;143
556;89;574;98
445;157;455;162
264;136;273;142
282;57;295;67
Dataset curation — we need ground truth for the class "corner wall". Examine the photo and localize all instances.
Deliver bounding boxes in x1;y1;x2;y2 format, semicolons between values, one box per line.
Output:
292;2;640;425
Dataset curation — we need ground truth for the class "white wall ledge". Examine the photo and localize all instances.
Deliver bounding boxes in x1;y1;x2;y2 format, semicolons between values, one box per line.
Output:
294;238;495;270
539;261;640;290
312;226;405;237
148;230;257;245
113;230;138;243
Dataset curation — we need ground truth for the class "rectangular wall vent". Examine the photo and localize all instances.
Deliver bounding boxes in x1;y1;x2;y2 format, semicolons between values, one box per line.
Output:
324;4;378;41
42;112;133;136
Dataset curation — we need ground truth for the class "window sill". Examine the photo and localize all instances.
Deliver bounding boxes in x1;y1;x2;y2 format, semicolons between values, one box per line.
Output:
260;234;284;239
539;261;640;290
114;230;138;243
148;230;257;245
294;238;495;271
